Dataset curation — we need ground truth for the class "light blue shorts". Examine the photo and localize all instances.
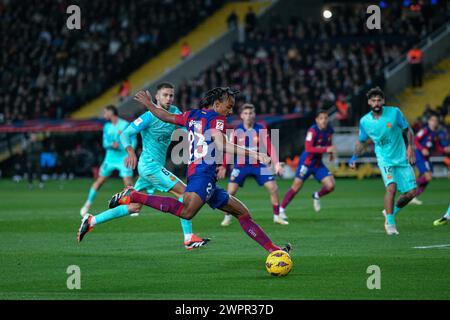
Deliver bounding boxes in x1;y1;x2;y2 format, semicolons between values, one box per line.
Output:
99;160;133;178
134;164;181;194
379;164;416;193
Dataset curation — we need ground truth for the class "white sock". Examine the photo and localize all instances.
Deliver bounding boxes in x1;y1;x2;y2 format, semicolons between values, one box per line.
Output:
184;233;192;242
280;207;285;213
444;213;450;220
90;216;97;227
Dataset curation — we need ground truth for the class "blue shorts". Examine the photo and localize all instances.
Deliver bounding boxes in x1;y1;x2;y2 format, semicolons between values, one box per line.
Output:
99;160;133;178
379;164;417;194
229;165;274;187
186;175;229;210
295;161;332;182
415;150;433;175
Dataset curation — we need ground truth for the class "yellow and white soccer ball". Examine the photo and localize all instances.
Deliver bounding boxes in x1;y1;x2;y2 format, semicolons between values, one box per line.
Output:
265;250;293;277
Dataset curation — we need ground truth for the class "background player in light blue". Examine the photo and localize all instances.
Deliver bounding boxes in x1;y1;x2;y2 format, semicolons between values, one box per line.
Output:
349;87;417;235
80;105;136;216
77;83;209;250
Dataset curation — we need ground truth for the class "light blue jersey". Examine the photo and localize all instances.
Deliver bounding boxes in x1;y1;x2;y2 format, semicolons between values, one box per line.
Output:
100;118;137;178
103;118;135;162
120;105;184;193
359;106;409;167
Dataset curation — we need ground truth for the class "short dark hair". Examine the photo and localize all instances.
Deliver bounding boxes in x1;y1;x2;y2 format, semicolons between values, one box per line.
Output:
199;87;240;108
241;103;255;113
316;109;328;117
428;112;439;120
105;105;118;116
156;82;175;91
366;86;385;99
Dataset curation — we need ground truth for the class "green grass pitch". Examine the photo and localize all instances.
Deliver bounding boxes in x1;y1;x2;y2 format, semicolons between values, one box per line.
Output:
0;178;449;300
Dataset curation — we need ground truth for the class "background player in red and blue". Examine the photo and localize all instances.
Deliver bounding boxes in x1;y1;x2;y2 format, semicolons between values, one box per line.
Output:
411;113;450;205
219;103;287;227
81;87;291;255
280;110;337;215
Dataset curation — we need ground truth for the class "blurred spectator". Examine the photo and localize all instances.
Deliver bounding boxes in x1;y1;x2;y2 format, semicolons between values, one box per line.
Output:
227;10;238;30
118;79;131;102
407;45;424;88
244;7;257;34
0;0;225;122
335;95;350;125
181;41;191;60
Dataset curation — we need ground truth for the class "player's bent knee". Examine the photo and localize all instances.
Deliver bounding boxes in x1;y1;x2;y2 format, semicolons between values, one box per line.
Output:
128;203;142;213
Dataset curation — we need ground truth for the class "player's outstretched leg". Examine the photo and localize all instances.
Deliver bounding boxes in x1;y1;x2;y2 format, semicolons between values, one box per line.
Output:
312;176;335;213
220;195;291;254
280;178;303;218
433;205;450;226
109;188;210;249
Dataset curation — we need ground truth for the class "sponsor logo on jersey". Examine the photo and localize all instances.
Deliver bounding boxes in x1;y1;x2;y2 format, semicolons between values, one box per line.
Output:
134;118;143;126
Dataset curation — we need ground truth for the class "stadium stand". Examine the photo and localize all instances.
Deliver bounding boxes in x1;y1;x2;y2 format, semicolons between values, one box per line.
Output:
0;0;225;123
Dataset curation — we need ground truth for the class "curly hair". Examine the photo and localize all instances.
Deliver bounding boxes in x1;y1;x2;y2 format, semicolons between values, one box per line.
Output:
198;87;240;109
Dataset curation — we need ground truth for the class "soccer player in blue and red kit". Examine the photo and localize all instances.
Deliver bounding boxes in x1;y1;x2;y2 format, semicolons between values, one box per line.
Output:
280;110;337;215
410;113;450;205
81;87;291;254
219;103;287;227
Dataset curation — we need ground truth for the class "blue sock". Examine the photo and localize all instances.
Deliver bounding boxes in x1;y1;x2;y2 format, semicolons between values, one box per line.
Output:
94;205;129;225
393;205;401;216
87;187;97;204
178;197;193;241
386;213;396;226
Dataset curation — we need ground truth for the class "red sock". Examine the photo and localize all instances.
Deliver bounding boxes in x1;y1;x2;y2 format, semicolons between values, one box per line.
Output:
415;176;428;196
272;204;279;216
317;186;332;198
238;213;280;252
130;192;183;217
281;188;297;209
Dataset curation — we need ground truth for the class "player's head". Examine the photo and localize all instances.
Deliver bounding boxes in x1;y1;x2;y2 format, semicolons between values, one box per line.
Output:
428;112;439;130
315;109;329;130
104;105;118;121
240;104;256;125
366;86;385;114
199;87;240;116
155;82;175;110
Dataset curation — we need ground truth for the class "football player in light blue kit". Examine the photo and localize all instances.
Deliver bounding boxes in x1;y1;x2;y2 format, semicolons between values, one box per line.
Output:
77;83;209;250
80;105;136;216
349;87;417;235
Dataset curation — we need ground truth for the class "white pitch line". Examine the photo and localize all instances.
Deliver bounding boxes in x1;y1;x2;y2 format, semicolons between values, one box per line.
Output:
413;244;450;249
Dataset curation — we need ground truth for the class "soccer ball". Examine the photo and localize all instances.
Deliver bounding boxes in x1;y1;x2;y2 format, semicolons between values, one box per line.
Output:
265;250;293;277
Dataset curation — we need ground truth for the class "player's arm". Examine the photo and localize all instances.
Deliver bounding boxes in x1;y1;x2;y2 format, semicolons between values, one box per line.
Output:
134;90;179;125
348;123;370;169
212;130;271;166
397;108;416;165
120;115;150;169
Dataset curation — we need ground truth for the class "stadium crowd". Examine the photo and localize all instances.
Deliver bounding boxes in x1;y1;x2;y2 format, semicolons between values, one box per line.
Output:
0;0;224;123
176;3;449;122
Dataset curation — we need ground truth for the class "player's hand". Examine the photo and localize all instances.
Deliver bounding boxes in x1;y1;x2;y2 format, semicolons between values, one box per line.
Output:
421;148;429;156
258;153;271;166
444;146;450;153
407;146;416;165
112;142;119;149
274;162;285;176
134;90;153;108
326;146;337;154
216;165;227;179
125;151;138;169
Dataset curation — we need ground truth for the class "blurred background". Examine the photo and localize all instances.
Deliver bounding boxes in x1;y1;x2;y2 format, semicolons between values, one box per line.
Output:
0;0;449;185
